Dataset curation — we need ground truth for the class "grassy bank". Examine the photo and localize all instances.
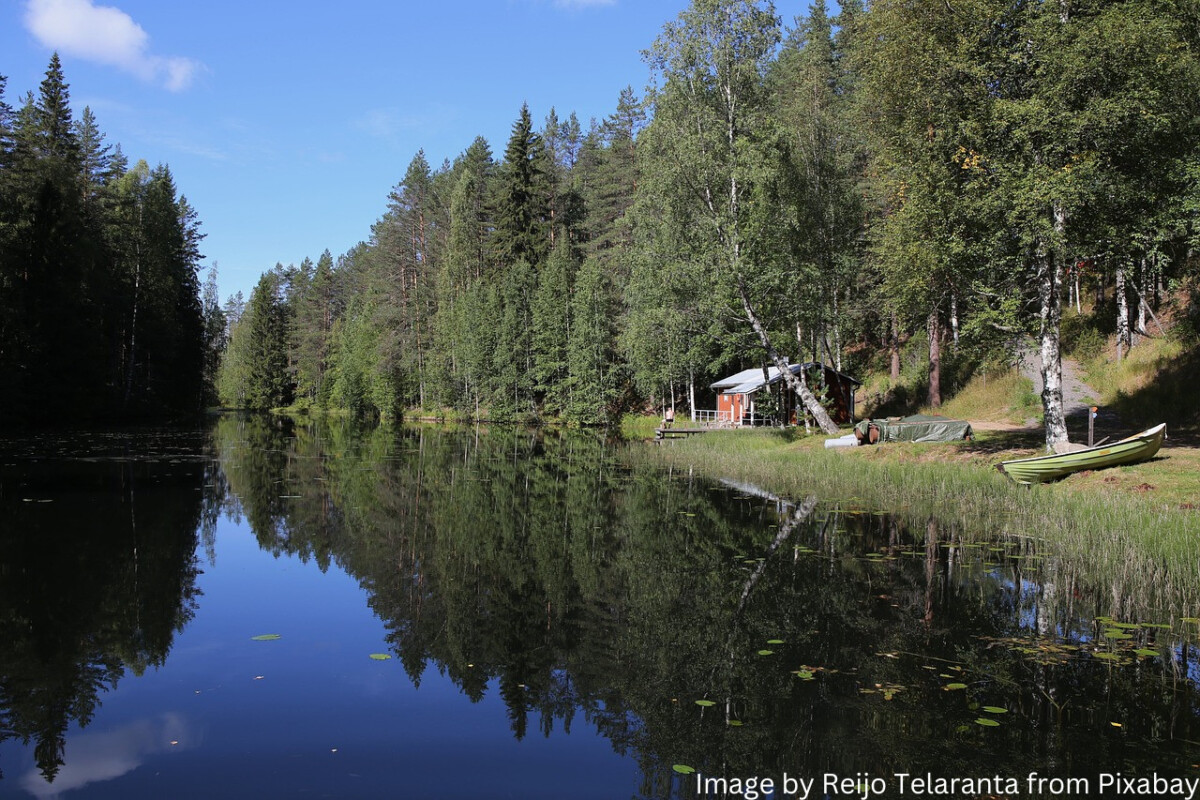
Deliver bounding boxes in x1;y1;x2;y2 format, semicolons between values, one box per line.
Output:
630;427;1200;615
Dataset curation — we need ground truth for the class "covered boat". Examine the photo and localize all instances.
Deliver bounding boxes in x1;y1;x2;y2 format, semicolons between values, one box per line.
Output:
853;414;973;445
996;423;1166;485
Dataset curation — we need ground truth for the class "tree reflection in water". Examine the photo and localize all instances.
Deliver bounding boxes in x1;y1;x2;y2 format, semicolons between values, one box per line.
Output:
0;431;211;784
3;419;1198;796
216;417;1200;794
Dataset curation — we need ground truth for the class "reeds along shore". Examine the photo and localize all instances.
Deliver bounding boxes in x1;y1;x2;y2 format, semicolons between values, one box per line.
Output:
630;429;1200;620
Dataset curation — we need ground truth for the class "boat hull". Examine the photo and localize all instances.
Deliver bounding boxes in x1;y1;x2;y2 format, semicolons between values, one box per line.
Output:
997;423;1166;485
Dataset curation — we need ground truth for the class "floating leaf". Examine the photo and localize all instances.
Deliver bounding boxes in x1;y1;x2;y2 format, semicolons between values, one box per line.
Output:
792;670;814;680
981;706;1008;714
1093;652;1122;661
368;653;391;661
944;683;968;691
728;720;743;726
1103;630;1133;640
1134;648;1159;658
695;700;716;707
766;639;785;645
757;649;774;656
975;717;1001;727
251;634;281;641
673;764;696;775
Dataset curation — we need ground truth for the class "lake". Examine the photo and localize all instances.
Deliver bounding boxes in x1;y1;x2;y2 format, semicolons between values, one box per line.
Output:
2;417;1199;799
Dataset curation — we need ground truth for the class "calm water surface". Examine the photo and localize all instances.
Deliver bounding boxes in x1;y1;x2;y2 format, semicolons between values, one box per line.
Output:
2;418;1199;799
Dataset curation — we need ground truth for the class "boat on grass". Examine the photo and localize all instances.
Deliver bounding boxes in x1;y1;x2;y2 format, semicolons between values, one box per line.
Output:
996;423;1166;485
853;414;973;445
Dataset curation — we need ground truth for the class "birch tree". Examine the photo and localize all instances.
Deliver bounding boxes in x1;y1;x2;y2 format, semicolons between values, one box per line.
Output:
643;0;839;433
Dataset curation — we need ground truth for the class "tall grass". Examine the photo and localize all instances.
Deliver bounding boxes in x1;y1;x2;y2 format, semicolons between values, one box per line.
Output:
631;430;1200;616
927;369;1040;423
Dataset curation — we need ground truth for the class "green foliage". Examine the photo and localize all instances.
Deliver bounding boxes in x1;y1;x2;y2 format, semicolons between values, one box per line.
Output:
209;0;1200;430
0;58;208;424
567;256;621;424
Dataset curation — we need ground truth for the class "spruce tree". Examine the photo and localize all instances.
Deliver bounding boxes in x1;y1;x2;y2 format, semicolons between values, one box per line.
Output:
493;104;550;271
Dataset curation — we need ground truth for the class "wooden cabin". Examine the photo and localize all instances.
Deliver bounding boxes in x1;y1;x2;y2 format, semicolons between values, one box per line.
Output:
709;363;860;426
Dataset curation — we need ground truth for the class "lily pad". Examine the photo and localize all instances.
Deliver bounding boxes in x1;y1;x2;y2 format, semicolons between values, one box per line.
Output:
1134;648;1159;658
975;717;1001;727
251;634;281;641
981;706;1008;714
757;649;774;656
695;699;716;707
944;683;968;691
672;764;696;775
368;653;391;661
766;639;785;645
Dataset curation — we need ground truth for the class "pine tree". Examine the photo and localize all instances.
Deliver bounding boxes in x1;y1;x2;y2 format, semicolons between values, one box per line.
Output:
493;104;550;271
567;255;620;424
531;240;572;413
201;264;226;405
244;269;293;410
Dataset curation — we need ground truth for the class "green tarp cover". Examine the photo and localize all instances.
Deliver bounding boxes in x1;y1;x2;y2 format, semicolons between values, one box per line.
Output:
854;414;973;444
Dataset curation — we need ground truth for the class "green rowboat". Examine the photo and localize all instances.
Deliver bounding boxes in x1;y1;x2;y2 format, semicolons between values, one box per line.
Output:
996;423;1166;485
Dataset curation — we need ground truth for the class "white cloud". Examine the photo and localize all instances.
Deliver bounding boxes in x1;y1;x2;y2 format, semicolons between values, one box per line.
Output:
24;0;204;91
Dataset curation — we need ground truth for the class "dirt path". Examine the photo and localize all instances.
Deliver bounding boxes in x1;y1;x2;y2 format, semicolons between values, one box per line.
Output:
970;348;1099;434
1019;348;1097;420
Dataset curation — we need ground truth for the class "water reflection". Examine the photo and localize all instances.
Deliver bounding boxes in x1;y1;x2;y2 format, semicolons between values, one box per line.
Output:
213;417;1200;792
0;431;212;784
17;714;192;798
2;419;1199;797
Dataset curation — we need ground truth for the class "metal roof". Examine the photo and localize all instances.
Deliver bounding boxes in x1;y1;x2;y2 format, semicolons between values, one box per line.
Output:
710;362;860;394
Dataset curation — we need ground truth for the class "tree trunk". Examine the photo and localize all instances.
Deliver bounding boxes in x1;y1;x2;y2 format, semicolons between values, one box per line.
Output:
927;308;941;408
832;291;843;371
737;277;839;434
124;248;141;408
689;368;696;422
1037;205;1069;452
949;291;959;350
1136;258;1148;337
1115;260;1130;361
890;313;901;381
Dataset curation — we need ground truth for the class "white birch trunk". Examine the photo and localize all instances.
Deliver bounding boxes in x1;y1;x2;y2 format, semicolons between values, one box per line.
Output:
1038;204;1069;451
736;277;839;434
1136;258;1148;337
950;291;959;350
1115;261;1130;361
689;368;696;422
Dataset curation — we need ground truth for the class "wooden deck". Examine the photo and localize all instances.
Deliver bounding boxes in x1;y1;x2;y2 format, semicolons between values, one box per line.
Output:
654;426;713;440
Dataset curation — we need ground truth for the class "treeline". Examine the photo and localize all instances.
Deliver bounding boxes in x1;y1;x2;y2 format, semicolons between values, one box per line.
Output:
222;0;1200;443
0;56;219;426
219;96;644;424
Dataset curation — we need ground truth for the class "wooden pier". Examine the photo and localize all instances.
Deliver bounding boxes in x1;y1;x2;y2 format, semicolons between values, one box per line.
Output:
654;426;713;440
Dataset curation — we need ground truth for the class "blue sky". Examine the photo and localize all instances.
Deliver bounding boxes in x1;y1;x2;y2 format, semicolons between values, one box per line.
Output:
1;0;731;302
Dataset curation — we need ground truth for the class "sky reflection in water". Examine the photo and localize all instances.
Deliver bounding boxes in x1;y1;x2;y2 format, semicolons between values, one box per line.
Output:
2;420;1200;799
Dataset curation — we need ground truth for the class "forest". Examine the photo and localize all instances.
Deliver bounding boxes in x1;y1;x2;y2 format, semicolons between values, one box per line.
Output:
6;1;1199;444
218;0;1200;448
0;55;221;425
